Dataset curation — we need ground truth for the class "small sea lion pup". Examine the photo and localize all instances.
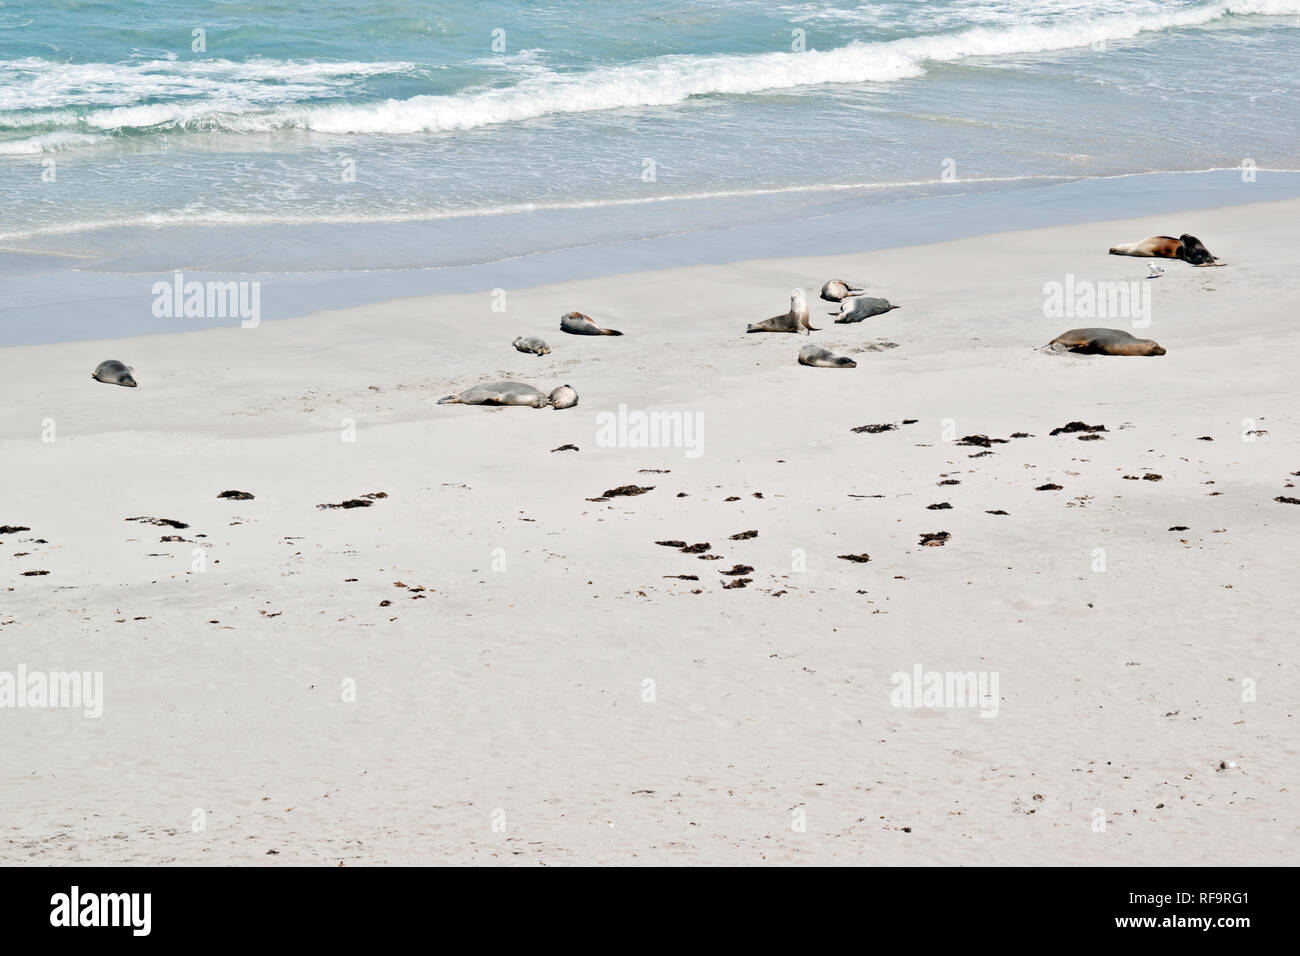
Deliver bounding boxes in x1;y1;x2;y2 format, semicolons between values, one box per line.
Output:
1047;328;1166;356
1108;234;1221;265
560;312;622;336
832;294;899;323
819;279;866;302
512;336;551;355
437;381;578;409
92;359;137;387
798;343;856;368
747;288;817;334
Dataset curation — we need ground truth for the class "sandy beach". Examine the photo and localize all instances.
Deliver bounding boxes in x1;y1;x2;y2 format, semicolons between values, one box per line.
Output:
2;198;1296;866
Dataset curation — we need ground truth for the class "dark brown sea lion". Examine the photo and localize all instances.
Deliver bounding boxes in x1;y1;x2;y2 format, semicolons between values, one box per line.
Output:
1108;234;1222;266
1178;233;1220;265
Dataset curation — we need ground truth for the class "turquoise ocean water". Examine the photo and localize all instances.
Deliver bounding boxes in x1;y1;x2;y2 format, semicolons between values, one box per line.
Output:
1;0;1298;343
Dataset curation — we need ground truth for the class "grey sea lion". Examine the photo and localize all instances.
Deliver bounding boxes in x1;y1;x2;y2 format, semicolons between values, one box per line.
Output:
798;343;856;368
1047;328;1166;356
437;381;578;409
512;336;551;355
747;288;817;334
560;312;622;336
91;359;137;387
820;279;866;302
832;295;899;323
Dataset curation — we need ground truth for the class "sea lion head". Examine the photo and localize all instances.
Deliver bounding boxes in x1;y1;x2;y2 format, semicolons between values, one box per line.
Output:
1178;234;1216;265
790;288;807;312
548;385;579;409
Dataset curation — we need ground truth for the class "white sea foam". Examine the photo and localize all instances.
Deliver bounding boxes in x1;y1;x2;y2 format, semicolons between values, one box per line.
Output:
0;0;1295;142
0;130;106;154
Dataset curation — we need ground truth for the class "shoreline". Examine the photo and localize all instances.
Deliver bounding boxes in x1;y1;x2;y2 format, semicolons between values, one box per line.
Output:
3;168;1299;347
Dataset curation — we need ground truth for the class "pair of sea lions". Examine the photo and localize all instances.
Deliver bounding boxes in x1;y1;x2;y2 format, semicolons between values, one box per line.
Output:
510;311;618;354
438;381;578;409
747;287;900;335
1108;234;1221;266
1047;328;1165;356
821;279;900;321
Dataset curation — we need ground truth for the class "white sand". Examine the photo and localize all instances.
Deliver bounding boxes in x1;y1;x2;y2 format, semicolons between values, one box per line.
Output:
2;200;1296;865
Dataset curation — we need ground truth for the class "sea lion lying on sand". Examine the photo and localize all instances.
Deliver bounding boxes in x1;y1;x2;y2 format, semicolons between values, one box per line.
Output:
92;359;137;387
798;344;856;368
1047;328;1166;356
512;336;551;355
832;295;899;323
820;279;866;302
438;381;579;408
560;312;622;335
1108;234;1222;265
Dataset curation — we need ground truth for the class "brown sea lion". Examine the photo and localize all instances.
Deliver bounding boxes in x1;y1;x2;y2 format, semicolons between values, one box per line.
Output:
1047;328;1165;356
1108;236;1185;259
820;279;866;302
1108;233;1222;265
560;312;622;336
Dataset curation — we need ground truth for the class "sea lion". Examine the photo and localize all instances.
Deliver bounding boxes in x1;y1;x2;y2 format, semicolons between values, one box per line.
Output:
832;295;899;323
560;312;622;336
798;343;856;368
91;359;137;387
1108;236;1184;259
747;288;817;334
1047;328;1166;356
512;336;551;355
437;381;578;409
1107;234;1222;265
820;279;866;302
